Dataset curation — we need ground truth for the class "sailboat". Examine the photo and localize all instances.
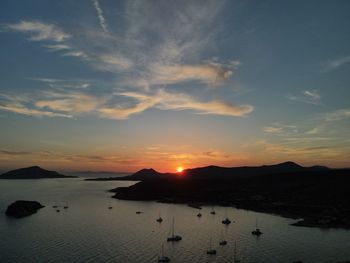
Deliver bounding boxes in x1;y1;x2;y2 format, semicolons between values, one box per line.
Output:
219;230;227;245
156;212;163;223
222;208;232;225
233;241;240;263
251;218;263;236
167;217;182;242
206;238;217;255
210;206;216;215
158;244;170;262
63;202;68;209
108;201;113;209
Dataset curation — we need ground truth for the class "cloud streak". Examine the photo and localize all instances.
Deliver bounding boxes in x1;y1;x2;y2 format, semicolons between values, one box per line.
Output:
99;90;253;119
287;89;321;105
92;0;109;32
6;21;70;42
323;55;350;72
149;63;233;86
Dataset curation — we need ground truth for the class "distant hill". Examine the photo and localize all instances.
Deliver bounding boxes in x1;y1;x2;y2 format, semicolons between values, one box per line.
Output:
89;161;330;181
0;166;76;179
85;168;173;181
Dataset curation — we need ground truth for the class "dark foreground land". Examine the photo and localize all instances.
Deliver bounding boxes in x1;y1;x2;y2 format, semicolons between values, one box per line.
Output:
102;162;350;229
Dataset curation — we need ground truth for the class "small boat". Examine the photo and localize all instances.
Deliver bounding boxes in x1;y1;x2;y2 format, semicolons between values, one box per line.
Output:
210;207;216;215
156;212;163;223
197;213;202;217
206;238;217;255
251;228;263;236
219;240;227;245
158;244;170;262
167;218;182;242
251;218;263;236
56;209;60;212
63;202;68;209
219;230;227;246
233;241;240;263
222;208;232;225
108;206;113;209
136;211;142;214
222;218;231;225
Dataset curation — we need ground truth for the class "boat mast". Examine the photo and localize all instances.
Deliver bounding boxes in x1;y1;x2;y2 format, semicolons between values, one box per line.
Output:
234;241;237;259
172;217;175;237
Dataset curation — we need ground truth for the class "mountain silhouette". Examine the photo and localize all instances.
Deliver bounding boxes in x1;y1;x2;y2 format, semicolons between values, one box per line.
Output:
105;161;329;181
0;166;76;179
109;162;350;229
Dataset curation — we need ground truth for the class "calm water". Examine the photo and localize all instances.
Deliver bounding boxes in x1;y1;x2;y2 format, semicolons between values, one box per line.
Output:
0;178;349;263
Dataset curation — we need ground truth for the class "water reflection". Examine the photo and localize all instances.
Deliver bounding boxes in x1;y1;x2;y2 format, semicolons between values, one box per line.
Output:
0;178;349;263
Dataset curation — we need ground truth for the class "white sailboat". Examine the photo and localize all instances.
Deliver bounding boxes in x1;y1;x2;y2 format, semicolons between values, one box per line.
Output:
210;206;216;215
156;212;163;223
222;208;231;225
158;244;170;262
219;230;227;245
167;217;182;242
251;218;263;236
206;238;217;255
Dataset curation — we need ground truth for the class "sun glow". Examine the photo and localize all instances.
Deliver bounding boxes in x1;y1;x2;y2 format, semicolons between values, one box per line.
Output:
176;166;184;173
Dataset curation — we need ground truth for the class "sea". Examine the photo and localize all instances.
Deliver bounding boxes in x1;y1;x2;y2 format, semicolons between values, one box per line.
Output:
0;176;349;263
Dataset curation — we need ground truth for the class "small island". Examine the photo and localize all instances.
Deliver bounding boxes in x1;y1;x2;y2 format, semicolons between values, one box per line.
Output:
0;166;77;179
6;200;45;218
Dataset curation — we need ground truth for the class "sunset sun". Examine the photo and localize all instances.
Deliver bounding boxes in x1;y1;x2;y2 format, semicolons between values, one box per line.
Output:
176;166;184;173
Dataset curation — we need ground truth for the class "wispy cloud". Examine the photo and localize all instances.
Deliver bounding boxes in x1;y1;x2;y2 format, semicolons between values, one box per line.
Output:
0;149;31;156
321;108;350;122
287;89;321;105
263;123;298;134
1;1;253;121
98;54;133;70
323;55;350;72
0;102;72;118
6;21;70;42
148;63;233;86
35;91;102;114
44;44;71;51
92;0;109;32
99;90;253;119
62;51;89;59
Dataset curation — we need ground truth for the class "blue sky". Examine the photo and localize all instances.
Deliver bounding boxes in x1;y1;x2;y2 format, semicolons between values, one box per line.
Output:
0;0;350;172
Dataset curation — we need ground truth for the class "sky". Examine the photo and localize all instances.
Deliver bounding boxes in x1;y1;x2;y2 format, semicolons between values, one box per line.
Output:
0;0;350;172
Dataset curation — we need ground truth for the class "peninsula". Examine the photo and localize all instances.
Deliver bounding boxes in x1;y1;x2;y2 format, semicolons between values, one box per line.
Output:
103;162;350;229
